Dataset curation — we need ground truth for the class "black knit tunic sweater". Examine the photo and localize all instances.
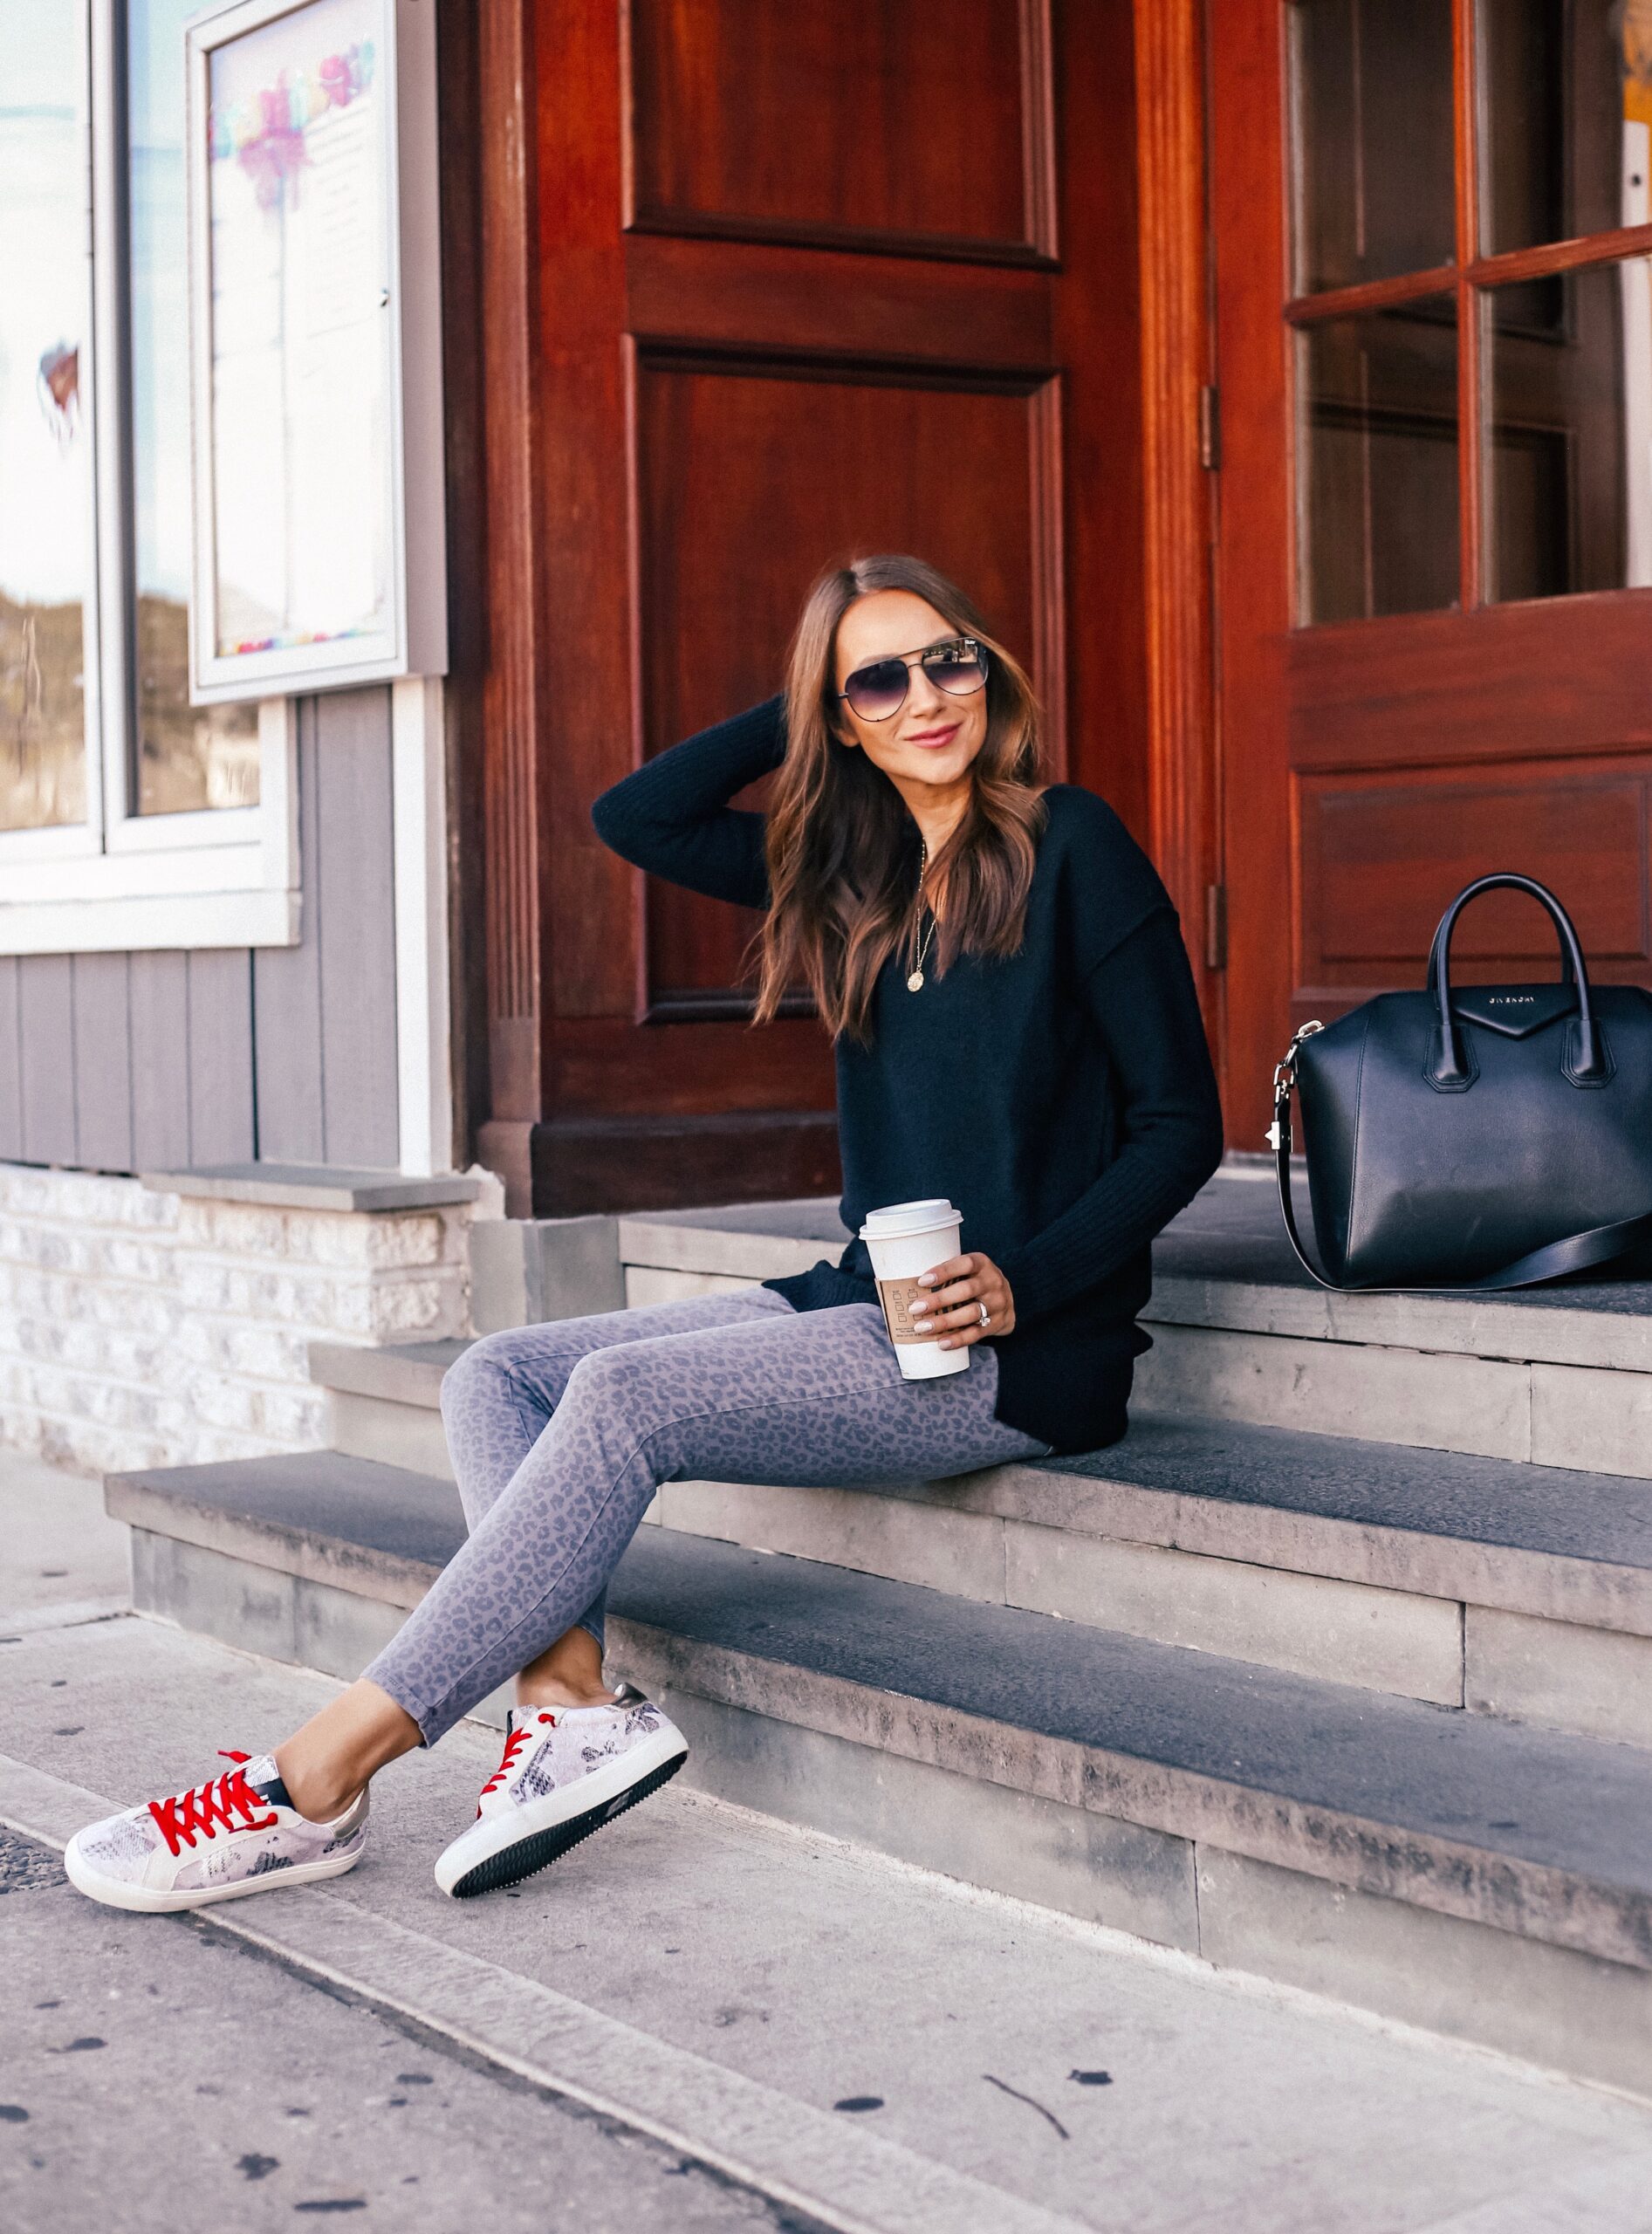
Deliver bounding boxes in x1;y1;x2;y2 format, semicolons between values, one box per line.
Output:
591;697;1224;1455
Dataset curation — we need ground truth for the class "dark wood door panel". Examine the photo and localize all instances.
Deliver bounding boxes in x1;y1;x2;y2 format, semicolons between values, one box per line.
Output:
625;0;1052;262
1295;759;1652;1006
634;353;1056;1006
1288;595;1652;771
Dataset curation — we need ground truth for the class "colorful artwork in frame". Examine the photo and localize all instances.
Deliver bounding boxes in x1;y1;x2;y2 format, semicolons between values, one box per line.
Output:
187;0;444;700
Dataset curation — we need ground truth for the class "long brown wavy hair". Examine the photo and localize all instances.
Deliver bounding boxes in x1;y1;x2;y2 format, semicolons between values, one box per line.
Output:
753;556;1047;1043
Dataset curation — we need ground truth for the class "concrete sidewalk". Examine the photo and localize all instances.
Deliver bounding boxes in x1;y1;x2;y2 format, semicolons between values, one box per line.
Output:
2;1818;810;2234
4;1450;1652;2234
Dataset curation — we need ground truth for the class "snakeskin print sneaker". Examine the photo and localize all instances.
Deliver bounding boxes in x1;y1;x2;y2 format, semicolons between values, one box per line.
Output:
435;1682;688;1899
64;1751;368;1912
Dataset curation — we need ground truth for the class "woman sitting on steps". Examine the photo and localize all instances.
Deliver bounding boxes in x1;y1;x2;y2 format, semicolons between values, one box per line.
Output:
65;552;1223;1911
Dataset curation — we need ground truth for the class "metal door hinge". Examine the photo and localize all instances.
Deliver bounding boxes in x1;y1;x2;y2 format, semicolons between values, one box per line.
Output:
1198;384;1221;470
1204;882;1227;971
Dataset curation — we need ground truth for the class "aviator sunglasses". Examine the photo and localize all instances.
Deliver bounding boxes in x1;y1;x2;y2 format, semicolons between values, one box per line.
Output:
836;636;990;724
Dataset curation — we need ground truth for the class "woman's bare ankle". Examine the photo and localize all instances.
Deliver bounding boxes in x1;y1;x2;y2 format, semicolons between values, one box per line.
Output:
272;1755;365;1826
271;1676;420;1825
514;1622;616;1712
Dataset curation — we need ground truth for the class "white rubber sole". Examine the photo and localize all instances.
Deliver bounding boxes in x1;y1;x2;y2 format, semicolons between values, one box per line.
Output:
435;1723;689;1899
63;1830;367;1914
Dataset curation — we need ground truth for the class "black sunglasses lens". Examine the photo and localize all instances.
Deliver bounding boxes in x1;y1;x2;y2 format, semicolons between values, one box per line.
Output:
844;661;908;721
928;644;987;696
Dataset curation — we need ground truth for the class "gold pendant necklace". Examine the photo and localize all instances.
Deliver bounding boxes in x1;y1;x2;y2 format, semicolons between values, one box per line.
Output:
908;839;936;992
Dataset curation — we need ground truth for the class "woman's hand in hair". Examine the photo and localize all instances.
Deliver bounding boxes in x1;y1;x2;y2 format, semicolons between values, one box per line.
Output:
909;1253;1017;1347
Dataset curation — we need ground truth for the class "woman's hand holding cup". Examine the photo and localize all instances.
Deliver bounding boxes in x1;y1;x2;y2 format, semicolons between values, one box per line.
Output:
910;1253;1017;1348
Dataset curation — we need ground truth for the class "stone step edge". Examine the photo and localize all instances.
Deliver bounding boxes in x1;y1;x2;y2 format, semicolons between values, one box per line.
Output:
106;1470;437;1614
649;1465;1652;1643
612;1210;1652;1375
106;1461;1652;1976
605;1614;1652;1979
310;1337;465;1409
296;1363;1652;1640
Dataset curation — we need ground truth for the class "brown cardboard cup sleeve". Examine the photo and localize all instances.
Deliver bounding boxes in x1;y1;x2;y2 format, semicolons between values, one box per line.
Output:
876;1274;939;1347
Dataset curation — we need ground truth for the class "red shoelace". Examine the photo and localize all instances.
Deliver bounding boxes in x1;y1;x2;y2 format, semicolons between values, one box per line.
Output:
476;1717;552;1813
147;1750;279;1858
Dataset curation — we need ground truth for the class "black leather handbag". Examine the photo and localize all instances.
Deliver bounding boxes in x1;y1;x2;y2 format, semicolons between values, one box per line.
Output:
1270;873;1652;1290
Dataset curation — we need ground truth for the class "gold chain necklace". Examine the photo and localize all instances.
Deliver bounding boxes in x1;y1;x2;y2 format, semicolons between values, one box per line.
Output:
907;839;936;992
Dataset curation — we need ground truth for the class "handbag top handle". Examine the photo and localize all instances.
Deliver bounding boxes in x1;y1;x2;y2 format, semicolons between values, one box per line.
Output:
1422;872;1605;1089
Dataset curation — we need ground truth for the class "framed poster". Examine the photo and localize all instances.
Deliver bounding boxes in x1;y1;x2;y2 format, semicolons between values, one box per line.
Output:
186;0;445;700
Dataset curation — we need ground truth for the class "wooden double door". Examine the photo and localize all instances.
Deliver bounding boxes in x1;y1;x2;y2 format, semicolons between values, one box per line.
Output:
1212;2;1652;1144
472;0;1156;1214
468;3;1652;1206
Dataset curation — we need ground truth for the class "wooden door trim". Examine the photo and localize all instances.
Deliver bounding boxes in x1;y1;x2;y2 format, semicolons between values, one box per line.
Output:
470;0;551;1212
433;0;489;1171
625;234;1056;369
619;211;1060;273
629;339;1059;394
1029;371;1069;778
1207;0;1293;1145
1281;227;1652;326
1134;0;1220;1056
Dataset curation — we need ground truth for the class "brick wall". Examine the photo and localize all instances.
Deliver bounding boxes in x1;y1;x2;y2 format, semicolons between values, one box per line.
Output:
0;1162;473;1476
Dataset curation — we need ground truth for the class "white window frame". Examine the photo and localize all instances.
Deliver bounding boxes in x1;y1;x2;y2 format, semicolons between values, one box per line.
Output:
0;1;295;953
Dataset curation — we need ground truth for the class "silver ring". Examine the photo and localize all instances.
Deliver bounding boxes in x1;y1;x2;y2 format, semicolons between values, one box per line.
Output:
977;1302;991;1327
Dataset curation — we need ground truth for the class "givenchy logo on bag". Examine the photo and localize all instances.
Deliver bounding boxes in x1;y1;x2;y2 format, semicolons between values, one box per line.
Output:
1453;983;1576;1037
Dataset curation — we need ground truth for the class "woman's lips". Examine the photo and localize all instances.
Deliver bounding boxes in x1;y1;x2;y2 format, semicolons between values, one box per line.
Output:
905;723;962;749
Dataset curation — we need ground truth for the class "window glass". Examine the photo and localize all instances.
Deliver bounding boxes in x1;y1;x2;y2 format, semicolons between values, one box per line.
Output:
1298;298;1461;623
129;0;258;813
0;0;91;831
1479;0;1652;255
1484;257;1652;601
1290;0;1456;295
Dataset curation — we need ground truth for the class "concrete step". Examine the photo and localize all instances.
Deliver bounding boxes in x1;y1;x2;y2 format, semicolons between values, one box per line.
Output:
311;1335;465;1480
104;1449;1652;2097
614;1173;1652;1480
650;1415;1652;1748
306;1327;1652;1745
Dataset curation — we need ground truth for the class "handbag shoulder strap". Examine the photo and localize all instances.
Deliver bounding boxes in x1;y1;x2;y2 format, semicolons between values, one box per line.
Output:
1269;1027;1652;1294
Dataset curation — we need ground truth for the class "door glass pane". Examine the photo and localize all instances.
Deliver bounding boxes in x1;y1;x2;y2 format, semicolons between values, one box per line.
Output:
1484;257;1652;601
0;0;90;832
1479;0;1652;254
1290;0;1456;294
129;0;259;814
1298;298;1461;623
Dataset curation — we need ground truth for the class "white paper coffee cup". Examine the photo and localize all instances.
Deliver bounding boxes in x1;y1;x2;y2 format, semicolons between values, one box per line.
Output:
860;1199;970;1380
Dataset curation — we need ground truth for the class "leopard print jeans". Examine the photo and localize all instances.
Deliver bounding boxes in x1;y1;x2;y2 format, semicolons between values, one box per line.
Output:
362;1288;1051;1744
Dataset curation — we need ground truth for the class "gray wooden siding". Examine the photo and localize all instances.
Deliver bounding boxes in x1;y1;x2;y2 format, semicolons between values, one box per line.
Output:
0;686;401;1177
0;955;20;1159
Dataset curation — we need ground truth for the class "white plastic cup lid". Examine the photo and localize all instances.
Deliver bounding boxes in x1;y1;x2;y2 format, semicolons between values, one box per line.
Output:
859;1199;961;1242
